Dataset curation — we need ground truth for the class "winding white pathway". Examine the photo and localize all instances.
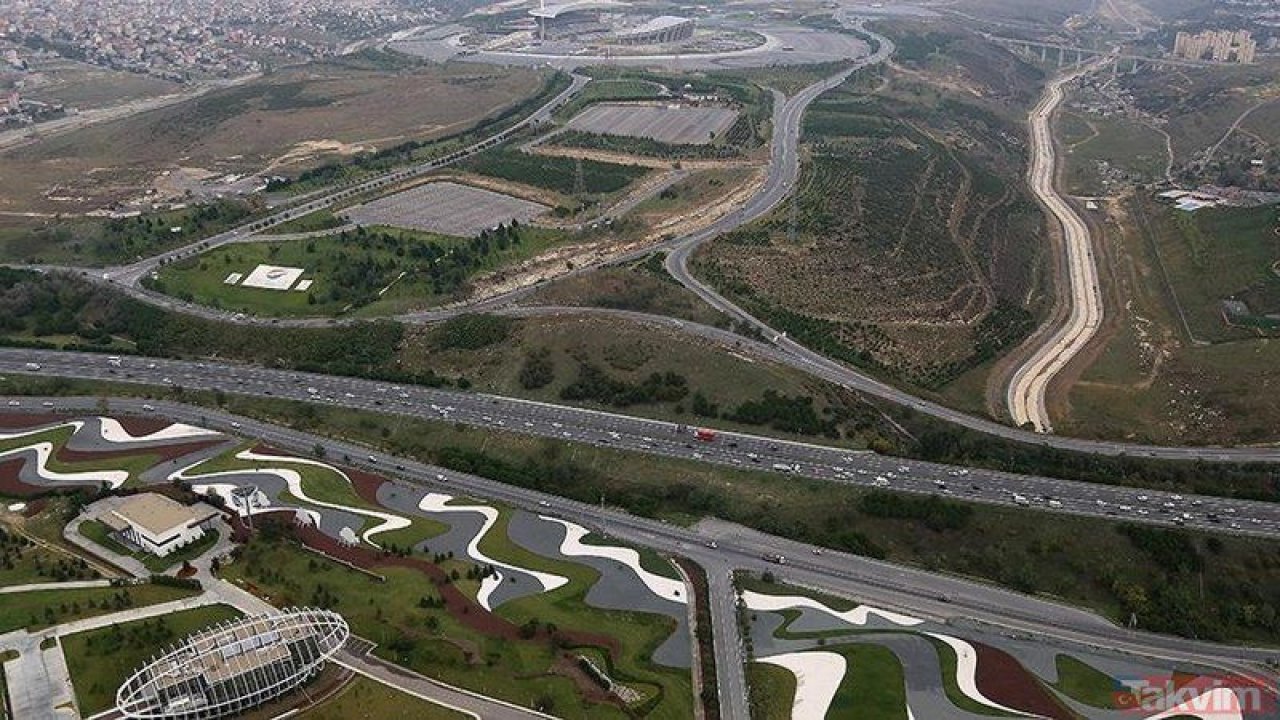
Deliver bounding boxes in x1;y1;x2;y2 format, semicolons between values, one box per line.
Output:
419;493;568;610
757;650;847;720
540;516;685;603
173;450;410;546
924;632;1034;716
0;441;129;489
742;589;924;628
98;418;220;443
191;481;321;528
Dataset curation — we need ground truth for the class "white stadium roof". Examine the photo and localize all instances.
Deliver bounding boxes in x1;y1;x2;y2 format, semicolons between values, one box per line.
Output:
529;0;626;19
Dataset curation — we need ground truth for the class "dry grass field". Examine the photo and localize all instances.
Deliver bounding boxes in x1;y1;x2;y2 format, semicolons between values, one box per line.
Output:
0;55;547;216
694;27;1049;393
2;56;183;110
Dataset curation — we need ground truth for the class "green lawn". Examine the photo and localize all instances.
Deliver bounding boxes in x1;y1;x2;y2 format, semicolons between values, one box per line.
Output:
1062;114;1168;194
827;644;908;720
62;604;242;715
926;636;1016;716
1145;201;1279;342
262;209;346;235
0;583;199;634
185;442;446;549
297;676;470;720
748;661;796;720
222;532;689;719
0;425;171;489
0;526;99;587
151;224;570;318
1052;654;1122;709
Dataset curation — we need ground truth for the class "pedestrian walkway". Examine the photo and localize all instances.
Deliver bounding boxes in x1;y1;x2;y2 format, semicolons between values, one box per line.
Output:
0;579;111;595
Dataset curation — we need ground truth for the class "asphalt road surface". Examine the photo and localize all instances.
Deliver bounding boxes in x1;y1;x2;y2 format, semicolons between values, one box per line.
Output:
1006;65;1104;433
26;19;1270;469
6;349;1280;544
7;396;1276;719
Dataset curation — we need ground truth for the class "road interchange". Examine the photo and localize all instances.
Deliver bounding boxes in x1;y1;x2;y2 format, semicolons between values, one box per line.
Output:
23;19;1280;468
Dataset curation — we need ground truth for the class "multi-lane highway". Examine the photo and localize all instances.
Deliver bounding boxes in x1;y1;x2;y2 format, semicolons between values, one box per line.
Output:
7;396;1276;719
1005;65;1104;433
5;348;1280;542
22;18;1256;469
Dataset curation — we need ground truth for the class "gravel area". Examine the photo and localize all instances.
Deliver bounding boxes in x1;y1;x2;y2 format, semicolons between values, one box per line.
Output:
566;103;739;145
342;181;548;237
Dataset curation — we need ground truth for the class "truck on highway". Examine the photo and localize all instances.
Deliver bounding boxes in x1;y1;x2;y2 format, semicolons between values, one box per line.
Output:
23;362;40;371
693;428;717;442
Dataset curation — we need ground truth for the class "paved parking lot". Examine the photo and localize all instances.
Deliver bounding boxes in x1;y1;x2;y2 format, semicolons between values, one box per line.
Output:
566;103;739;145
342;181;549;237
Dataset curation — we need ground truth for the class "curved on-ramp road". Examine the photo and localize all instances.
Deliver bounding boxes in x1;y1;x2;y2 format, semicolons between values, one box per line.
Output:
1005;66;1104;433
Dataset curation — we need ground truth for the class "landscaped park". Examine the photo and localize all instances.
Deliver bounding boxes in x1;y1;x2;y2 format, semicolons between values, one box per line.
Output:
0;412;697;718
740;574;1248;720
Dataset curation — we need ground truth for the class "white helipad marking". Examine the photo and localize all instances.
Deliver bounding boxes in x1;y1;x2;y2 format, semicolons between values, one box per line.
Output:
742;589;924;627
758;651;846;720
1142;687;1243;720
924;633;1033;716
241;264;305;290
418;493;568;610
173;450;410;546
98;418;220;443
540;516;685;603
0;441;129;489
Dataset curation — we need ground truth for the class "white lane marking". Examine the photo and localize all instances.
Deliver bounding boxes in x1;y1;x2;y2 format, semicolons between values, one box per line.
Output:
540;516;686;604
742;589;924;627
757;651;847;720
418;493;568;609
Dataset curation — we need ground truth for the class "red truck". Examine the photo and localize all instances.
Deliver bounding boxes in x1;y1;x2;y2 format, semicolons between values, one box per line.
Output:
693;428;717;442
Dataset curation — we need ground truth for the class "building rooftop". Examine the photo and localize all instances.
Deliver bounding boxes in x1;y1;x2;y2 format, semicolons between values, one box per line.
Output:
619;15;693;35
111;493;218;537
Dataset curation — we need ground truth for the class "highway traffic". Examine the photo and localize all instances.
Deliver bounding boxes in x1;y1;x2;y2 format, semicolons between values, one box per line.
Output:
6;348;1280;542
7;395;1276;714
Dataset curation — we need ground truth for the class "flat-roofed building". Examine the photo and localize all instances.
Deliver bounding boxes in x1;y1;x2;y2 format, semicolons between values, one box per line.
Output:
103;493;219;558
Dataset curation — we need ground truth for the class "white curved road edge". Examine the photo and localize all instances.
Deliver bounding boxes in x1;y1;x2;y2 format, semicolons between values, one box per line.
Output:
756;651;847;720
173;449;411;546
418;493;568;610
541;516;686;604
1006;67;1103;433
